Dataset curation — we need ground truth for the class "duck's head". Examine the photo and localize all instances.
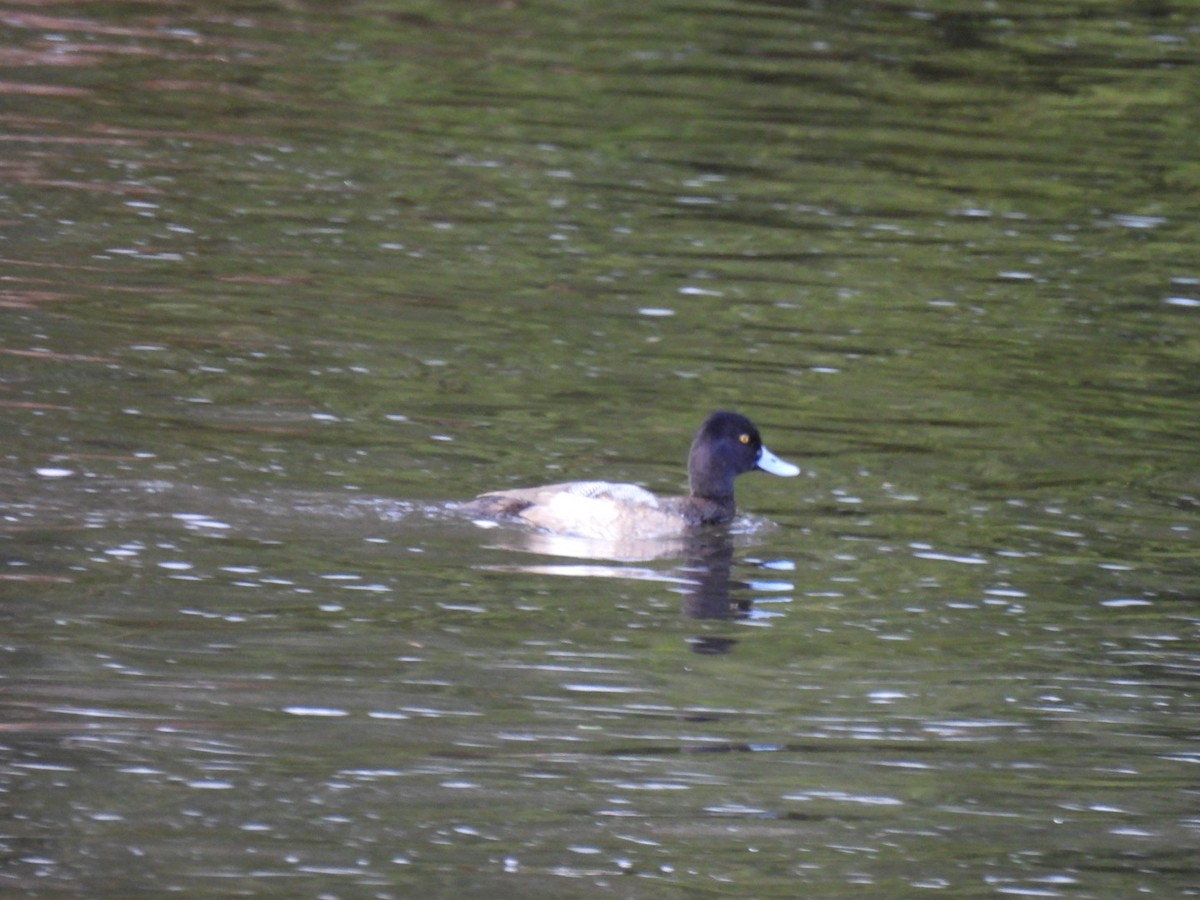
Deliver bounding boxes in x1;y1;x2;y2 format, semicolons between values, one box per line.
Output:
687;410;800;500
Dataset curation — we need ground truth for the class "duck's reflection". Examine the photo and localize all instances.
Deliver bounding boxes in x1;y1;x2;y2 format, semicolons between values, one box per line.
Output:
478;521;794;652
676;528;743;620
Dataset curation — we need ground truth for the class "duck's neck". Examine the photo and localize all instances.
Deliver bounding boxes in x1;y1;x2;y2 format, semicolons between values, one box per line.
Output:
679;491;736;526
689;474;735;503
688;449;736;505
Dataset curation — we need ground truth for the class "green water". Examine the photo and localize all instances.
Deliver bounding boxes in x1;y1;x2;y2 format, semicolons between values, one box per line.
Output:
2;1;1198;896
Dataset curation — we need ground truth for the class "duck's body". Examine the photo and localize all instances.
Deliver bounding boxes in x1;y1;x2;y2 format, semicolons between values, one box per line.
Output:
471;480;726;541
468;411;798;540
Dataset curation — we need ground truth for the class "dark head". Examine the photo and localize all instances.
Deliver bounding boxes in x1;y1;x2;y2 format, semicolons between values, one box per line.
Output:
686;411;800;501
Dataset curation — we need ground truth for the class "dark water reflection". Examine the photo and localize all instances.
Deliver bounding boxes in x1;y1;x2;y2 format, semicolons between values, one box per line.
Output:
3;0;1200;896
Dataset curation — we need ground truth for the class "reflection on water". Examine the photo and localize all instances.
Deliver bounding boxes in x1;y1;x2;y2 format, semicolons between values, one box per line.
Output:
2;0;1200;896
477;518;797;628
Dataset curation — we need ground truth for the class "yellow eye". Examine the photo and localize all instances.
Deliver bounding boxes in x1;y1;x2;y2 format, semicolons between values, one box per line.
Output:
739;433;750;444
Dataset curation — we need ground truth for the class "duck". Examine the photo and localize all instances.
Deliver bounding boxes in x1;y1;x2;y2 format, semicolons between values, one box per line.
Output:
466;410;799;541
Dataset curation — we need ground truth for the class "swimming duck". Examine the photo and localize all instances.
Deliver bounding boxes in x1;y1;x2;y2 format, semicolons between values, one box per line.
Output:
467;411;799;541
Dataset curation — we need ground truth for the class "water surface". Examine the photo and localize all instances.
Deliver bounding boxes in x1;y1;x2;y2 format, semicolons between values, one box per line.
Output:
2;1;1198;896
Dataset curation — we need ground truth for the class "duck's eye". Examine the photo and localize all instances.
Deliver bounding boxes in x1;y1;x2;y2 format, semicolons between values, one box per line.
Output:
739;433;751;444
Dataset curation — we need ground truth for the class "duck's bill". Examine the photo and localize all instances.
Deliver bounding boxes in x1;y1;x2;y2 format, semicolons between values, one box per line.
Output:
757;445;801;477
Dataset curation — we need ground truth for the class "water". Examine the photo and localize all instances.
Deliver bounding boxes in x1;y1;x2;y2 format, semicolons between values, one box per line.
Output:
2;1;1199;896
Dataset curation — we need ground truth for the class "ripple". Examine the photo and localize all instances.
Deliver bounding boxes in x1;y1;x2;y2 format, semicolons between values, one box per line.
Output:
281;706;350;717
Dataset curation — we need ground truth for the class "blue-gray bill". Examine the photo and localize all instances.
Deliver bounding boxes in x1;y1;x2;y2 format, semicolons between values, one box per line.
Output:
756;446;800;477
